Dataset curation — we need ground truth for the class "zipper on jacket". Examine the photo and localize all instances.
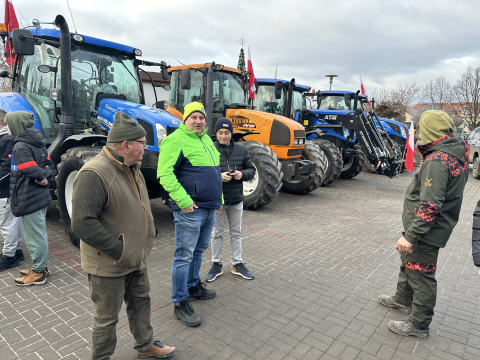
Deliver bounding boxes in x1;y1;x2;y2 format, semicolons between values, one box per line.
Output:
200;136;222;207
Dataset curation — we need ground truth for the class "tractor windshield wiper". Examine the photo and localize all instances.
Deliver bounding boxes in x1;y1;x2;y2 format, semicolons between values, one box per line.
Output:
112;50;138;84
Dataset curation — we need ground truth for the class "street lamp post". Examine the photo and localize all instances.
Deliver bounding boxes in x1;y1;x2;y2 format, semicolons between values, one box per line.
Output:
325;74;338;90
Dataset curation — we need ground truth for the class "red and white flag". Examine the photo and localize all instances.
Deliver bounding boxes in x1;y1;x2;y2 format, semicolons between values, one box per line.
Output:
247;47;256;100
360;76;371;105
405;121;415;172
4;0;19;67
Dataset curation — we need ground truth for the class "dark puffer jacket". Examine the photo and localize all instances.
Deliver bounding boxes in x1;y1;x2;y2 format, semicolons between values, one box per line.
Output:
215;140;255;205
472;201;480;267
0;127;14;199
9;127;56;217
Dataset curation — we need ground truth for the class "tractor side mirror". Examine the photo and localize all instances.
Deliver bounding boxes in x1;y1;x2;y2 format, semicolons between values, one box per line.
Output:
0;70;10;78
180;68;191;90
274;81;283;100
316;90;321;109
12;29;35;56
160;61;168;80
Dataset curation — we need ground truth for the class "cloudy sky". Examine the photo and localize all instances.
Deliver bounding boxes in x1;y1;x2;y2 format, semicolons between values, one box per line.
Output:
7;0;480;102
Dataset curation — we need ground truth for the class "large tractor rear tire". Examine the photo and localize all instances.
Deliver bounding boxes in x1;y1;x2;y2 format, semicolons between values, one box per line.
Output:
282;142;327;195
55;146;102;247
242;141;283;210
340;144;366;179
309;138;342;186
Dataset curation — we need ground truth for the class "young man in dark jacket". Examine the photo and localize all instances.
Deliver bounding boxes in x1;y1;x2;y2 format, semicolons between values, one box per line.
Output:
473;203;480;275
0;110;24;272
379;110;469;338
205;118;256;282
6;111;56;286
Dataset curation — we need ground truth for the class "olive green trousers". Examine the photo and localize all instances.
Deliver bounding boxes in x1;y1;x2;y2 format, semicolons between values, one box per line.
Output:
88;268;154;360
394;241;440;329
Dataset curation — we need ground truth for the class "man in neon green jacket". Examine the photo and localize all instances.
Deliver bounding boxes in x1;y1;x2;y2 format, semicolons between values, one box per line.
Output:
157;102;223;327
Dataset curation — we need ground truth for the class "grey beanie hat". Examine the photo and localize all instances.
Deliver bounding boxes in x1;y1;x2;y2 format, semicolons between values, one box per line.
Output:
107;112;146;143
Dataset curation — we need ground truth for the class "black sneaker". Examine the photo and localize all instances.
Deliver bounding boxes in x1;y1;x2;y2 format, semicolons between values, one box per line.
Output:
388;319;429;338
232;263;254;280
15;249;24;262
204;262;223;282
187;281;216;301
174;299;201;327
0;255;20;272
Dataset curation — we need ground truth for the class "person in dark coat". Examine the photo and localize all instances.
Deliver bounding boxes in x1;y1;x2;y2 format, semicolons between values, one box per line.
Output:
472;203;480;274
0;109;24;272
205;118;256;282
6;111;56;286
379;110;469;338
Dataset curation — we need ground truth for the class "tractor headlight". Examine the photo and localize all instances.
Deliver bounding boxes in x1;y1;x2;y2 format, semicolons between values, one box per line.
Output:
293;138;305;145
156;123;167;146
294;139;298;145
400;126;407;138
343;127;350;138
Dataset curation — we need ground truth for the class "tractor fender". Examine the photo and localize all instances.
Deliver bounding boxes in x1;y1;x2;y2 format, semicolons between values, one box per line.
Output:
0;92;43;131
52;134;107;166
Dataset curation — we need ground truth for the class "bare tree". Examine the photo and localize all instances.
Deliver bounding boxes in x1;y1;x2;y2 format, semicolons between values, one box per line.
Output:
452;66;480;130
371;82;420;121
421;76;453;111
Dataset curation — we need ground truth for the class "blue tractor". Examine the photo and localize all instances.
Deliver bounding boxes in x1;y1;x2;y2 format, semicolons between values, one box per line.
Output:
0;15;180;246
254;80;364;184
255;79;402;179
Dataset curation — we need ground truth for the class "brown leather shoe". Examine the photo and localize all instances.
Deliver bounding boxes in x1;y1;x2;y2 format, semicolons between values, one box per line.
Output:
137;340;175;358
20;266;50;277
15;270;48;286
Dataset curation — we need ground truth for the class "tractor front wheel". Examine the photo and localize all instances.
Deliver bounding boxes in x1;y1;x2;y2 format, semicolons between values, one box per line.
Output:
242;141;283;210
282;142;327;195
340;144;366;179
55;146;102;247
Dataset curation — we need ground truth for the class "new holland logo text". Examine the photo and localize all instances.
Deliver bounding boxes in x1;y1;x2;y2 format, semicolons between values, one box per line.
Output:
231;115;256;129
325;115;337;120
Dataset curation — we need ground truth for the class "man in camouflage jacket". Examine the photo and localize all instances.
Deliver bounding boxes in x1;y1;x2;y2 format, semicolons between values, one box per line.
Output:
379;110;469;338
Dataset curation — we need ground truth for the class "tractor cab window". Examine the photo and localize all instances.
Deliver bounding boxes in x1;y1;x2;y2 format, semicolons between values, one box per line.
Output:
255;85;284;115
18;41;142;142
168;70;204;114
211;71;245;123
291;90;306;114
318;95;349;111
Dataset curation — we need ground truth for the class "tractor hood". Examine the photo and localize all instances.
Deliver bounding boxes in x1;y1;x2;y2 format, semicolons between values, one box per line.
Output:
97;99;182;151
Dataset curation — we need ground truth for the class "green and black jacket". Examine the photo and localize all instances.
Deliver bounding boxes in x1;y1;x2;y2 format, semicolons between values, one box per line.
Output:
403;135;469;248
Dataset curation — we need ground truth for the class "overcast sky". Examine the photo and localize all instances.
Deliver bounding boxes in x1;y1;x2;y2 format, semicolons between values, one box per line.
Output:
7;0;480;103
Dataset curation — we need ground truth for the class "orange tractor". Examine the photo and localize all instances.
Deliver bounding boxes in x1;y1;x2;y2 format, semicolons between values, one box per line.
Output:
166;62;327;209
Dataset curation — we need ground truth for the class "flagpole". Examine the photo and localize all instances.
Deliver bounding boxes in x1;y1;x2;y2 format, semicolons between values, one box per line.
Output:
398;144;408;173
7;23;12;72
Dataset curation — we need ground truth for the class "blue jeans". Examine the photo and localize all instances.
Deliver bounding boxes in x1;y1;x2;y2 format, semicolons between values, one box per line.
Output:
172;208;216;305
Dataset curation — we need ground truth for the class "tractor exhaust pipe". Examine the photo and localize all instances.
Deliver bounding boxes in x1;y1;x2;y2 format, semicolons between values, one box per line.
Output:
205;62;214;136
49;15;74;158
285;78;295;118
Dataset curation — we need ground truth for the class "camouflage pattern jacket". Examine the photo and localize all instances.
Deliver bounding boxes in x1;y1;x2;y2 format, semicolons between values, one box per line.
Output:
403;135;469;248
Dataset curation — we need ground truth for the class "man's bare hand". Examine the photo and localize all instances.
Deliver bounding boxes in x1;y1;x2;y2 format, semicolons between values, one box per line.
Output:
477;267;480;276
216;205;223;214
232;170;243;180
395;236;413;255
35;178;48;186
221;172;232;182
181;202;198;213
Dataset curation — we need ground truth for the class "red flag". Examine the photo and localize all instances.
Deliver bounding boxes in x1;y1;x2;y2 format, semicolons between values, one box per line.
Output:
360;76;371;105
247;47;256;100
405;121;415;172
4;0;19;67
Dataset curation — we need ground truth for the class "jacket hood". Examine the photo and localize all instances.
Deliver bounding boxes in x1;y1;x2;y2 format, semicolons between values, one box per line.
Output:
5;111;35;137
13;127;48;148
418;134;469;165
0;127;8;136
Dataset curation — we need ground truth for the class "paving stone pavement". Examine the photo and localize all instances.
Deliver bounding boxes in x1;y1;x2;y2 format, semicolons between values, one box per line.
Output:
1;168;480;359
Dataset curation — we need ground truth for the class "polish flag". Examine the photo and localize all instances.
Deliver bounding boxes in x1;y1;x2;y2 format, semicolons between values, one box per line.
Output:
360;76;371;105
405;121;415;172
4;0;19;66
247;47;256;100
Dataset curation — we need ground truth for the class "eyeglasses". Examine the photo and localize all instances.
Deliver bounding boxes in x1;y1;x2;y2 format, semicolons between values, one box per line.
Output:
130;140;147;146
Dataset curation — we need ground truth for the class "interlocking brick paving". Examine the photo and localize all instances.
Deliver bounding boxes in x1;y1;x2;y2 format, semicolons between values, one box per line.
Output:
1;168;480;359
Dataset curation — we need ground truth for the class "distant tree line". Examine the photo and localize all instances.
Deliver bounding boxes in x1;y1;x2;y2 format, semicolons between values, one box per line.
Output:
372;66;480;131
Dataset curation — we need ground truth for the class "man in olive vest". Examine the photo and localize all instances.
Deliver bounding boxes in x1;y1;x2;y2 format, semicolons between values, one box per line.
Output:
71;112;175;359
